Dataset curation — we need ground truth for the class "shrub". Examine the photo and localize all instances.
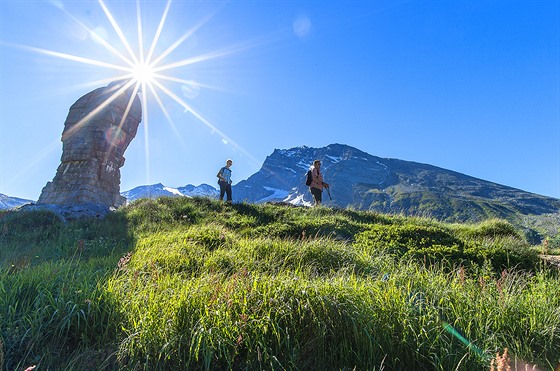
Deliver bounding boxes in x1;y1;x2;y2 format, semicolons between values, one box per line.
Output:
463;236;540;271
546;234;560;249
459;219;521;241
354;224;462;258
354;221;540;271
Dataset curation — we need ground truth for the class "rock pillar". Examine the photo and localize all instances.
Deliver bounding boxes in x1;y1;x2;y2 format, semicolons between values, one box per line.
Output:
38;81;142;208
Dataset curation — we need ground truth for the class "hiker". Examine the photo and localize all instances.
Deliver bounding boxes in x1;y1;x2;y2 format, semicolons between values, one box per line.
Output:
309;159;329;206
216;159;233;202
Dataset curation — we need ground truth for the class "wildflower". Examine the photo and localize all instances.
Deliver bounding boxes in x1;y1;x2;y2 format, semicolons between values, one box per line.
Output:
117;251;133;271
490;348;510;371
457;266;465;285
479;276;487;289
496;270;508;303
542;239;549;255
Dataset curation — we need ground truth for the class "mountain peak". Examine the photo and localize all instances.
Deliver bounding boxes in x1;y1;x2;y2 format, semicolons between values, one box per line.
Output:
234;144;560;222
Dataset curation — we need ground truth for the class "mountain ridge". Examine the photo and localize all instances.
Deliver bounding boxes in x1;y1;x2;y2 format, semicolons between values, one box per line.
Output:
120;183;219;201
232;143;560;222
2;144;559;225
0;193;34;210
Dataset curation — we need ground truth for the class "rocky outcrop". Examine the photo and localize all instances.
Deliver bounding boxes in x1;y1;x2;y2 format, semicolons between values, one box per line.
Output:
38;81;141;209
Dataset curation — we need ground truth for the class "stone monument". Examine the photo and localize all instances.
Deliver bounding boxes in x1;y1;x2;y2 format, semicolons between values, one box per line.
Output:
38;81;142;209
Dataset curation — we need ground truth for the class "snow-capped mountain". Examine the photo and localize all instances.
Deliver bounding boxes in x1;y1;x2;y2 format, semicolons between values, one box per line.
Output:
232;143;560;222
177;184;220;198
233;143;392;207
121;183;219;203
0;193;34;210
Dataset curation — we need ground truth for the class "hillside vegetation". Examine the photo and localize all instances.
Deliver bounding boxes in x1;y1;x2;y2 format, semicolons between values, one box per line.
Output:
0;197;559;370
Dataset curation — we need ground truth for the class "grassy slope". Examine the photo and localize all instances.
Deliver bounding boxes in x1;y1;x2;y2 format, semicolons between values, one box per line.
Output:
0;197;559;370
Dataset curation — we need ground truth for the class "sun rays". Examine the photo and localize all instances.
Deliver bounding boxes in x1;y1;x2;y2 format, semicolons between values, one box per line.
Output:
5;0;263;183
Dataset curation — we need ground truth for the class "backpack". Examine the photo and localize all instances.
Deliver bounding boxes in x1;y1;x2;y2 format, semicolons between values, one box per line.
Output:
305;170;312;186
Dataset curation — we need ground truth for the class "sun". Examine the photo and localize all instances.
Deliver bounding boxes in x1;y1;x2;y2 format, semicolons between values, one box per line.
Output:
130;62;156;85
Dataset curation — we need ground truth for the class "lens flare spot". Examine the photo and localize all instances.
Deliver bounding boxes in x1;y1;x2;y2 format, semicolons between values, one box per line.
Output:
105;126;126;147
90;27;110;44
293;15;312;39
181;82;200;99
49;0;64;10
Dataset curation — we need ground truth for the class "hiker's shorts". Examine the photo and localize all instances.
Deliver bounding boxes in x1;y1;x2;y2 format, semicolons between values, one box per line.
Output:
310;187;322;203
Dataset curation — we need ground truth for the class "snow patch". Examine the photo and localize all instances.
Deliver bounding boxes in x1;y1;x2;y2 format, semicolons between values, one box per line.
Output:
259;187;290;202
376;161;388;169
325;155;343;163
278;147;306;157
163;187;183;196
285;193;312;207
296;160;311;170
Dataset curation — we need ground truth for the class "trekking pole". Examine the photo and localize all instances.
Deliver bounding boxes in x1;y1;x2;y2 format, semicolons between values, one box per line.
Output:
326;187;332;200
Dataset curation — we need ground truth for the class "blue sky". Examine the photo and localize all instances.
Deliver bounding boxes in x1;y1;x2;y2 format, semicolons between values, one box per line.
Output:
1;0;559;201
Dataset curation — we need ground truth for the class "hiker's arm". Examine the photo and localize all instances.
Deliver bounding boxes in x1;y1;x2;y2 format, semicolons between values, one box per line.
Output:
322;182;329;188
217;170;224;181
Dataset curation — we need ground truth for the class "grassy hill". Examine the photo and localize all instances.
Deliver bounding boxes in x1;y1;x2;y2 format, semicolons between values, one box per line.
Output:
0;197;559;370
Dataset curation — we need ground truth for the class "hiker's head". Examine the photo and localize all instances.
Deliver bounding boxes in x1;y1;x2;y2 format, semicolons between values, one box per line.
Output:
313;160;321;168
226;159;233;167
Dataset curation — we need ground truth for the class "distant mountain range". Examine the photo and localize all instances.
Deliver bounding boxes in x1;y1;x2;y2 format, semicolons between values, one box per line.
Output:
2;144;559;224
0;193;34;210
121;183;219;201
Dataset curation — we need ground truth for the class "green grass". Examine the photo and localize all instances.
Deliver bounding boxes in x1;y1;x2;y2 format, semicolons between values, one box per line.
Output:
0;197;559;370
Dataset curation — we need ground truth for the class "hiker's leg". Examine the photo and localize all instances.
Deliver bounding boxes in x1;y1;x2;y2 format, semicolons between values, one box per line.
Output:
310;187;321;206
219;181;226;200
226;183;232;202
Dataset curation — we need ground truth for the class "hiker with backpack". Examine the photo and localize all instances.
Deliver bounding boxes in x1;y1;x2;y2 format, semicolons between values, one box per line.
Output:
307;159;329;206
217;159;233;202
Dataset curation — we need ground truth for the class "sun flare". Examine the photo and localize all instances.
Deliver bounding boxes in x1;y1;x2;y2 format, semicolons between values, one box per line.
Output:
8;0;261;171
130;62;156;85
